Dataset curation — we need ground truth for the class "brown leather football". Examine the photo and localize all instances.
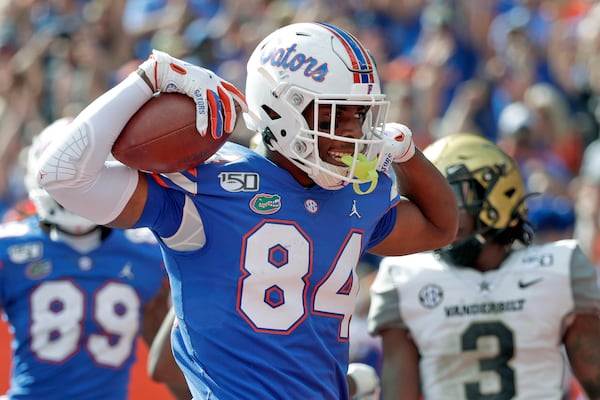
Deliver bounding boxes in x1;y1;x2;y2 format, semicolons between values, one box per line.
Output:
112;93;232;173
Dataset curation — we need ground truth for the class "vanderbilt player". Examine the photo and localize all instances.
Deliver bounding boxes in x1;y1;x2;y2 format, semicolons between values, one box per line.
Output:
368;133;600;399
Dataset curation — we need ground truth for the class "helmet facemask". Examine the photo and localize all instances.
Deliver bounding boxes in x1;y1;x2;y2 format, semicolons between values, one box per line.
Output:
289;95;388;190
446;163;502;227
436;164;496;266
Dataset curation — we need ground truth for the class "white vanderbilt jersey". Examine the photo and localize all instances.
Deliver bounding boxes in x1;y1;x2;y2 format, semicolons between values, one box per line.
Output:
368;239;600;400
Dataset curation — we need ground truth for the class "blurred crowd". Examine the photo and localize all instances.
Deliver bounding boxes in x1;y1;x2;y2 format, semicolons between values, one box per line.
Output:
3;1;600;266
2;0;600;397
3;0;596;254
5;1;600;262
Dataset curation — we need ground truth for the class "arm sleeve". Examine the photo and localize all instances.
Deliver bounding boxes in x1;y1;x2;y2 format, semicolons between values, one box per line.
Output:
38;73;154;224
570;244;600;315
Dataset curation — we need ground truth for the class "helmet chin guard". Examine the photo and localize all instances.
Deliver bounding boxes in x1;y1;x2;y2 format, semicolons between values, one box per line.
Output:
244;22;389;190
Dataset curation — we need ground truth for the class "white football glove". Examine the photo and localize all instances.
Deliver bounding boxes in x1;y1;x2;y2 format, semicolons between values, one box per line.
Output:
348;363;380;400
376;122;416;172
137;49;247;139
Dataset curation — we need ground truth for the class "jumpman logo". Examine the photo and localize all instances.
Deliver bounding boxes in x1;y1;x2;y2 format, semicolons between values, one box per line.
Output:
119;263;135;279
349;200;361;218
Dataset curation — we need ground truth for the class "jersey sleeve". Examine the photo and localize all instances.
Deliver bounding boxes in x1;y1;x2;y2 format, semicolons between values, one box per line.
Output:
367;259;408;335
366;207;397;249
134;174;186;238
570;244;600;315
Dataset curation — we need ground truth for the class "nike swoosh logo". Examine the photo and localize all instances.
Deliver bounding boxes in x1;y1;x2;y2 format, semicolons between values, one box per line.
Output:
518;277;543;289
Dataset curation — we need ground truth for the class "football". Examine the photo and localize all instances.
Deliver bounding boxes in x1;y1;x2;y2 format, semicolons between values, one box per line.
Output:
112;92;233;173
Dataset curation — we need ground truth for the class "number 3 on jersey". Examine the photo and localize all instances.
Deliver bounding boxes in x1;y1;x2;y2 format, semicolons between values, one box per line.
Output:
30;280;140;366
237;221;362;340
462;321;516;400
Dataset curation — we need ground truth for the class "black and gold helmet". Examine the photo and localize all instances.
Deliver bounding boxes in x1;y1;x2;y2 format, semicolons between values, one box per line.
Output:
424;133;530;237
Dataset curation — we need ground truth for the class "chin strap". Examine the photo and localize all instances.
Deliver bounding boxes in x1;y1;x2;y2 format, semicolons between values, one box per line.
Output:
341;154;379;195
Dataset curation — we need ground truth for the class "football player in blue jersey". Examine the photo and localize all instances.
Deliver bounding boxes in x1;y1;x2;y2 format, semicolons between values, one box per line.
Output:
368;133;600;399
0;118;171;400
148;306;380;400
36;22;458;399
147;307;192;400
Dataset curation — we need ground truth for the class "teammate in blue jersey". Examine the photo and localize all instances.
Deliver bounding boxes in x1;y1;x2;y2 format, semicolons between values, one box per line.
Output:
146;304;381;400
36;22;458;399
0;118;170;400
147;307;192;400
368;133;600;399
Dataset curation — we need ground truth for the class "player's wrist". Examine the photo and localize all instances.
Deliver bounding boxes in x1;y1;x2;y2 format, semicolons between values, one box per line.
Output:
376;122;416;172
392;139;415;163
136;68;156;93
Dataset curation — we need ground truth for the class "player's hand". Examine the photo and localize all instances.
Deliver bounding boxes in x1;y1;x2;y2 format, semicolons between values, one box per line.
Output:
137;49;247;138
376;122;416;172
347;363;380;400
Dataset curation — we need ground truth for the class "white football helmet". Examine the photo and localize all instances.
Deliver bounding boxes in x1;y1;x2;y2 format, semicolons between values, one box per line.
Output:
244;22;389;190
25;117;99;235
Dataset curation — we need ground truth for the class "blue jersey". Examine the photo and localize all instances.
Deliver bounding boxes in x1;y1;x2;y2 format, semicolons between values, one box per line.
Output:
0;217;166;400
137;142;400;399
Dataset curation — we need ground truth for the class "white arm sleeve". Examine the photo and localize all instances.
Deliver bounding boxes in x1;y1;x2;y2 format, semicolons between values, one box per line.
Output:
38;72;154;224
